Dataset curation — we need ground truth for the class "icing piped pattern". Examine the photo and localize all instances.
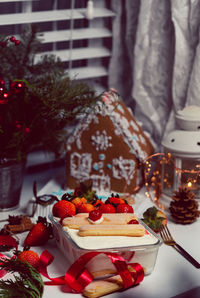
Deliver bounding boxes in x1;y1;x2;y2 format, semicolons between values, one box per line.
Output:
66;89;153;193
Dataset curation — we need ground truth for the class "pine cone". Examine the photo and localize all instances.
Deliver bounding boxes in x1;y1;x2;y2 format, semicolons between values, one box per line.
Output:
169;187;199;224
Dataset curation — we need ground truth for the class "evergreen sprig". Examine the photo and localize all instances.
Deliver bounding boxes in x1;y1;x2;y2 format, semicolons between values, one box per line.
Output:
0;25;100;161
0;257;44;297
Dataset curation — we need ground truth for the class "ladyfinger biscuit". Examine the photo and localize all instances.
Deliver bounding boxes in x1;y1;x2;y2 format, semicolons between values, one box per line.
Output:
78;224;145;237
62;213;138;229
83;275;123;298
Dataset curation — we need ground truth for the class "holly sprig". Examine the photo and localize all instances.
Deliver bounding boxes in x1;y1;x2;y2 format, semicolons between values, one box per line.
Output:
0;257;44;297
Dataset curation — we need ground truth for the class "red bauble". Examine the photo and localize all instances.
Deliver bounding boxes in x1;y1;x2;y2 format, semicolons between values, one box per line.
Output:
10;81;25;94
0;41;7;48
15;40;20;46
0;79;5;86
0;90;9;104
10;36;16;42
23;127;31;134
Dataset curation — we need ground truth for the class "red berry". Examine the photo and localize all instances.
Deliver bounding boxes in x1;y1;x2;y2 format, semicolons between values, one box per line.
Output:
0;79;5;86
89;209;102;222
15;40;20;46
10;81;25;93
116;203;133;213
99;203;115;213
78;203;95;213
3;92;9;98
52;200;76;219
1;41;7;47
10;36;16;42
24;127;30;134
18;250;40;269
24;222;51;246
128;219;139;224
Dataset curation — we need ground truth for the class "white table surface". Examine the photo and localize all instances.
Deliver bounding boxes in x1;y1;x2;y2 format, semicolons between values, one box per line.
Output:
1;164;200;298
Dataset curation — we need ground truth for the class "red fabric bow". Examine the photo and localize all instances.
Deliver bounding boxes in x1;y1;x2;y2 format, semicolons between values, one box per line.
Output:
39;250;144;293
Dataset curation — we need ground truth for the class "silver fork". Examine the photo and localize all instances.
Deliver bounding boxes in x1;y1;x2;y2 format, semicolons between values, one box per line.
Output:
160;225;200;268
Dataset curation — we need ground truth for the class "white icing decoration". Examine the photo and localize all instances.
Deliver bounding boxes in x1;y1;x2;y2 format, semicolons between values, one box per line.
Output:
70;152;92;180
138;134;146;146
91;130;112;151
117;104;125;114
66;90;151;187
112;156;135;185
90;173;110;192
130;120;140;132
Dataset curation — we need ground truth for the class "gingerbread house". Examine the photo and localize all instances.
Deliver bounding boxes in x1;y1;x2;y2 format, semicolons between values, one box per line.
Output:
65;89;154;194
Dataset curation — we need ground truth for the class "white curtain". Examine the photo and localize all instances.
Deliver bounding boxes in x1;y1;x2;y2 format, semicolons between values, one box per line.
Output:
109;0;200;150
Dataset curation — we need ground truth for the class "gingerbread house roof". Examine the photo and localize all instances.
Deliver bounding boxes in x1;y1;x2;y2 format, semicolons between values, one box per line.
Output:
66;89;154;194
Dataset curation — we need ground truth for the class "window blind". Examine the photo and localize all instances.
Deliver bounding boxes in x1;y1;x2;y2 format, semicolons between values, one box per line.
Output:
0;0;115;92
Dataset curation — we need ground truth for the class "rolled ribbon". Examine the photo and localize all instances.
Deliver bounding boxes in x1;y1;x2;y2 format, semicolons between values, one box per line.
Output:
39;250;144;293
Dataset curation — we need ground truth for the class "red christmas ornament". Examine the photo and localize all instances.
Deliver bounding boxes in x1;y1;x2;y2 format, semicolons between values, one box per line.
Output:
0;36;20;47
24;127;30;134
3;92;9;98
10;81;25;94
0;79;5;86
15;40;20;46
15;121;21;130
10;36;16;42
0;90;9;104
0;41;7;48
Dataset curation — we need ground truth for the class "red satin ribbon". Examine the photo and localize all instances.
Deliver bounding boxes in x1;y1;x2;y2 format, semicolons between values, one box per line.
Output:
0;252;9;278
39;250;144;293
0;235;18;250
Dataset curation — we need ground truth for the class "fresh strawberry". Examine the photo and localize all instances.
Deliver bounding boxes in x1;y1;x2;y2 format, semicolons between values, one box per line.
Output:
78;203;95;213
128;219;139;224
17;250;40;269
24;221;51;247
71;197;83;208
92;199;104;207
52;200;76;219
88;209;103;222
80;197;87;204
106;196;125;206
116;203;133;213
99;203;116;213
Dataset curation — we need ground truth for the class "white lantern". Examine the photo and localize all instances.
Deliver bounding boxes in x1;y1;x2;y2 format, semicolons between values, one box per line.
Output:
161;106;200;200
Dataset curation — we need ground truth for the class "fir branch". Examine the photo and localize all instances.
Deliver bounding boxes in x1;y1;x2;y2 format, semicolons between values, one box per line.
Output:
0;25;100;160
0;257;44;298
21;26;36;75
